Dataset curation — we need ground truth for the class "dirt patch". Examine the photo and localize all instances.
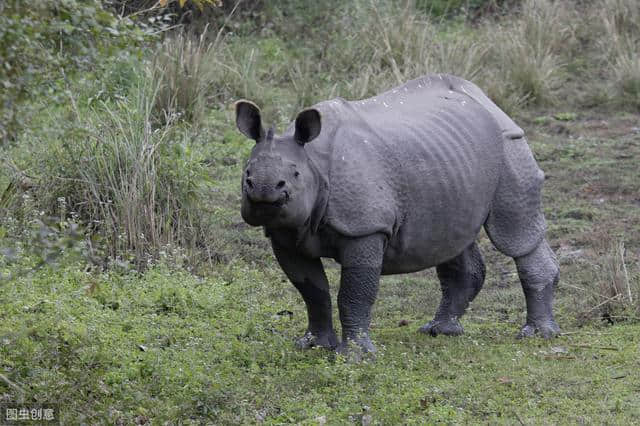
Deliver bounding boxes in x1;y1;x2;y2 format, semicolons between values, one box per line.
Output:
528;115;639;140
576;117;640;139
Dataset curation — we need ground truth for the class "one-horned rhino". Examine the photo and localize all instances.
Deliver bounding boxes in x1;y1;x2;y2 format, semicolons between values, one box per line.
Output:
235;74;559;354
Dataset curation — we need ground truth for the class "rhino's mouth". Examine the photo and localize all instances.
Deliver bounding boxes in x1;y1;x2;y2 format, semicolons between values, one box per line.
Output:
248;191;290;215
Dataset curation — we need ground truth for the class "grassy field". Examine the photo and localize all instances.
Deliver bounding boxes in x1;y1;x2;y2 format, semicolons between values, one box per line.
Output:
1;0;639;423
1;108;638;424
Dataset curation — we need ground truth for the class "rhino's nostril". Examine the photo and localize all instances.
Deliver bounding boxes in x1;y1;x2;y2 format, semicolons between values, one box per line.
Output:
276;180;286;189
245;178;253;188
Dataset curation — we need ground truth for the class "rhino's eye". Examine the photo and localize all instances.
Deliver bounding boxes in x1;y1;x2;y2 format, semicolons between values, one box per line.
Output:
294;171;300;178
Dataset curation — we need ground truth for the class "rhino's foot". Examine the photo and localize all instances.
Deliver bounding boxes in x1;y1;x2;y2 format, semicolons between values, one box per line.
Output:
419;318;464;337
516;320;560;339
295;330;338;350
336;335;376;362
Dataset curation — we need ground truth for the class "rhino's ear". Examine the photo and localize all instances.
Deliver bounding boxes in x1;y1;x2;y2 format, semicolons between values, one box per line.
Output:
235;100;265;142
294;108;321;145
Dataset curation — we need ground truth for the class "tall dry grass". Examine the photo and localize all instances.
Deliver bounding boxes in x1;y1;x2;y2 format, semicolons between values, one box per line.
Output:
577;238;639;323
139;0;638;128
600;0;640;108
479;0;575;112
149;0;636;121
289;0;576;113
152;28;221;125
31;78;211;267
323;0;488;100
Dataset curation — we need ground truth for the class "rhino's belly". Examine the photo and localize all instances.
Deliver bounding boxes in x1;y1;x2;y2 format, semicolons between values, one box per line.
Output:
380;171;497;274
381;211;487;274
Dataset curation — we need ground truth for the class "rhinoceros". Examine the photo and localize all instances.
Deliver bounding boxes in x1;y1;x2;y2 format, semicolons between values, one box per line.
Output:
234;74;559;354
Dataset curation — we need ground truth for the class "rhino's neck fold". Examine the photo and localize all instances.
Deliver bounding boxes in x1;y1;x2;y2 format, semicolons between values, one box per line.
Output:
296;157;328;247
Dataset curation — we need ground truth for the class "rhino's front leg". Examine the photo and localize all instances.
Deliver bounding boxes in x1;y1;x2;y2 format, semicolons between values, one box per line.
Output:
272;242;338;350
336;234;384;355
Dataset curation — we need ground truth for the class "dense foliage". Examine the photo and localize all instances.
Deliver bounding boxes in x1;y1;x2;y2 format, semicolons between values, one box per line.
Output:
0;0;149;143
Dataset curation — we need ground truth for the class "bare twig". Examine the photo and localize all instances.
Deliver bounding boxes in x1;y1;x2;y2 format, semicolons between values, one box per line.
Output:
544;355;577;360
1;159;36;190
213;0;243;47
0;373;25;394
567;343;619;351
618;242;632;304
562;282;603;298
583;293;623;314
560;330;613;335
608;315;640;321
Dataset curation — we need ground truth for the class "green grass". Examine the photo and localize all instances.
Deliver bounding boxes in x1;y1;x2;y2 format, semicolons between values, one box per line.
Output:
2;115;639;423
1;261;639;423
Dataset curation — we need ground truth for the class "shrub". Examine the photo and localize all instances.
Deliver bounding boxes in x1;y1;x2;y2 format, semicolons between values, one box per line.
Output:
6;75;212;268
0;0;147;144
0;215;88;278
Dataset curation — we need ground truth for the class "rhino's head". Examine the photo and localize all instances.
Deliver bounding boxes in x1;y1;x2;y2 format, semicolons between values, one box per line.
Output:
235;100;322;229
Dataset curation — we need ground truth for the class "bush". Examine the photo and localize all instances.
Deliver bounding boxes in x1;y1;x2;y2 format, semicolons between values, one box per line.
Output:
0;0;147;144
5;75;212;268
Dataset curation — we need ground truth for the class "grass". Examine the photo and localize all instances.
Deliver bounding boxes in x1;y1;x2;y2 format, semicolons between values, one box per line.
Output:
1;0;640;423
151;30;217;125
600;0;640;109
1;106;639;423
0;236;638;423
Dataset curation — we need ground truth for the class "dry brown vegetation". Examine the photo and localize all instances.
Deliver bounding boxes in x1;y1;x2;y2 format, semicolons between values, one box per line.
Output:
150;0;639;124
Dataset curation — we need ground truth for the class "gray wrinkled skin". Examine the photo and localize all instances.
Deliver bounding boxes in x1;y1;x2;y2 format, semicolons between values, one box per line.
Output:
235;74;559;355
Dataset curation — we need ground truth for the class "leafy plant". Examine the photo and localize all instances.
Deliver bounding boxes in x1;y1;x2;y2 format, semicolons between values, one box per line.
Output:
0;0;148;144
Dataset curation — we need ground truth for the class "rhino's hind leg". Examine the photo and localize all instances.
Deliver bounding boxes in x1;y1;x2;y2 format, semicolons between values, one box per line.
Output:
482;133;559;337
420;242;485;337
514;239;560;338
